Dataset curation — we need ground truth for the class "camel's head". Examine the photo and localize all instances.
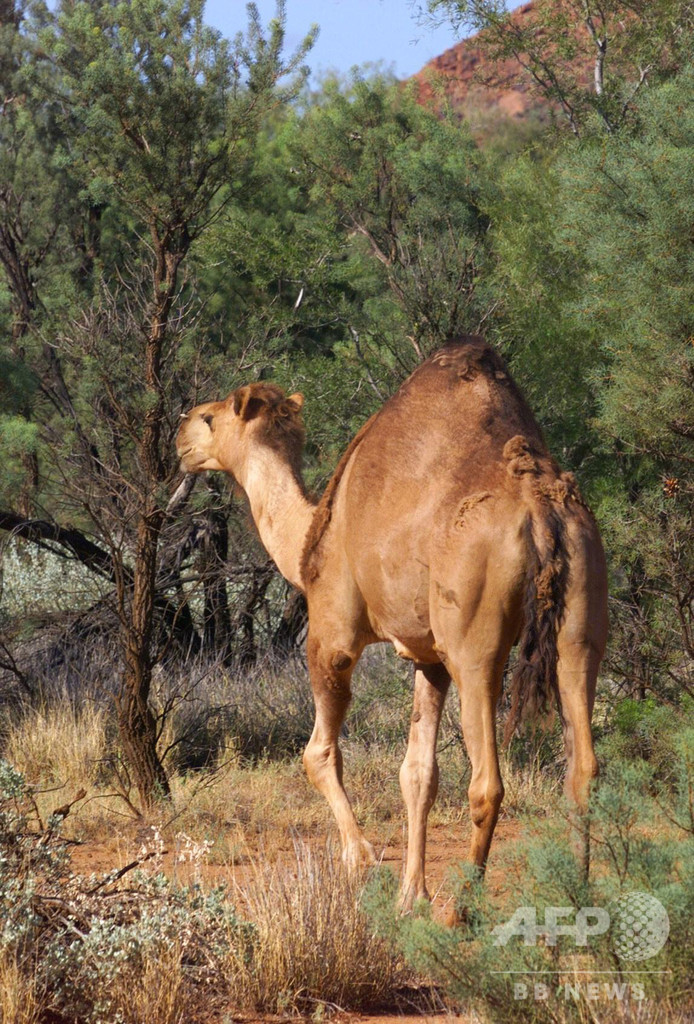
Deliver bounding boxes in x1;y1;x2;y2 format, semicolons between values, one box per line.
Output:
176;382;305;478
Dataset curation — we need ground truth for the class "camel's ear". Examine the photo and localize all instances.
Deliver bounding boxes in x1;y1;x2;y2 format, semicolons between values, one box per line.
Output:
232;386;267;421
286;393;304;413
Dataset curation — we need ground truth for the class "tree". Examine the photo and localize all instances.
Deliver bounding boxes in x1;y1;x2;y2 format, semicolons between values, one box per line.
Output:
561;67;694;699
0;0;316;809
483;63;694;700
284;74;492;389
0;0;82;515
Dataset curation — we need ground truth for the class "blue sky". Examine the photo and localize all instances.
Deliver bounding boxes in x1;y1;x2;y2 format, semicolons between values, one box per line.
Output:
204;1;466;81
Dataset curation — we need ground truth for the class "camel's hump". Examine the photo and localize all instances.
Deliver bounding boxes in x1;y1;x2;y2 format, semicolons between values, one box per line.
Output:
300;336;548;584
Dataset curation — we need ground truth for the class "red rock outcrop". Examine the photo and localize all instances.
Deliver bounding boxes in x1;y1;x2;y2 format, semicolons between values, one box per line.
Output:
409;2;594;133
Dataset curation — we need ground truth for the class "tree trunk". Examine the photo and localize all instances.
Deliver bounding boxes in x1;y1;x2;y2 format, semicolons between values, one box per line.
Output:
118;504;170;810
271;587;308;658
115;241;181;810
234;565;274;667
200;480;233;662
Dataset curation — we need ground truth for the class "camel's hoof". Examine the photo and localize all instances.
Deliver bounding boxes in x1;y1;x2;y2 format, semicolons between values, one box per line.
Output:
442;898;484;936
441;903;463;928
342;837;376;872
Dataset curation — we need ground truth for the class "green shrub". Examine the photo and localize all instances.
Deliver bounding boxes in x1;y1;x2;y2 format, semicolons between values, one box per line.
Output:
366;728;694;1023
0;760;410;1022
597;697;691;783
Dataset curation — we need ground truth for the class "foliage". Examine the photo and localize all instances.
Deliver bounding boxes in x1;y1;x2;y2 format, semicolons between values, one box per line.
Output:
0;760;408;1021
562;70;694;703
483;63;694;704
289;74;491;381
0;0;318;808
194;71;495;465
0;758;256;1022
366;725;694;1022
597;697;688;774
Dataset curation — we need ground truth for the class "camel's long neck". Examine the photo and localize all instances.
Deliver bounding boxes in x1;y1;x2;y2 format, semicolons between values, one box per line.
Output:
235;449;316;592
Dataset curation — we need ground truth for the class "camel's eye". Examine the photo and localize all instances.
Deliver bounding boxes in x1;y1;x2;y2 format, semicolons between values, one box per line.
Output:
202;413;214;429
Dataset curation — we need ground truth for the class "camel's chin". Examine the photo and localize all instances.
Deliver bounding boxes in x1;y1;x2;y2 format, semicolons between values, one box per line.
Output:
178;454;223;473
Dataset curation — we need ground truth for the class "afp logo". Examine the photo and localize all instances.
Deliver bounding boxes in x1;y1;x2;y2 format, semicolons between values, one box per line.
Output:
491;891;669;961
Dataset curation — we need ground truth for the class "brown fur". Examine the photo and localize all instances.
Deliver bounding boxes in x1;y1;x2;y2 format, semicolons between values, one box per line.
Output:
431;335;509;381
455;491;492;526
176;335;607;908
304;337;543;584
504;504;569;743
503;434;541;475
300;412;379;585
233;382;307;486
538;472;591;510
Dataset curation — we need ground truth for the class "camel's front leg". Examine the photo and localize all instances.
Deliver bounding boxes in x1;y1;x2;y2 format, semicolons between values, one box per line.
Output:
303;632;375;870
399;662;450;910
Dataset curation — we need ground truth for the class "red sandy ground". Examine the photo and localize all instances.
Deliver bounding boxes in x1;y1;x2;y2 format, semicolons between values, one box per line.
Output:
69;817;524;1024
69;817;523;918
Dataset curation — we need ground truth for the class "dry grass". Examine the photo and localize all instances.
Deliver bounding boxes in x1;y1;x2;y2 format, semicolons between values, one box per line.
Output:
103;940;187;1024
0;651;564;864
170;755;331;855
498;747;563;816
226;840;410;1015
1;701;108;787
0;953;44;1024
0;699;561;858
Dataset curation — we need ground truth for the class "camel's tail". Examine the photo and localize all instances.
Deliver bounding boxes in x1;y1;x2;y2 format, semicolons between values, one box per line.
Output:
503;501;570;744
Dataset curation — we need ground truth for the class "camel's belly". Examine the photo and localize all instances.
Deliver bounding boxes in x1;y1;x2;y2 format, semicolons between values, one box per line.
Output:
363;572;438;664
391;636;440;664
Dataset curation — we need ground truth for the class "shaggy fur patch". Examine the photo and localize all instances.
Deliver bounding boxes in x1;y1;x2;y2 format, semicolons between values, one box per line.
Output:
455;491;492;527
431;336;510;382
503;434;540;476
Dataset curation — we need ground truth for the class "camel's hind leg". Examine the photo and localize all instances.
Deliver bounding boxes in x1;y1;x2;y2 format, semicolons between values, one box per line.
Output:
455;656;506;871
399;662;451;910
303;632;375;870
556;627;605;874
556;515;607;874
556;639;601;878
557;641;601;812
433;588;514;873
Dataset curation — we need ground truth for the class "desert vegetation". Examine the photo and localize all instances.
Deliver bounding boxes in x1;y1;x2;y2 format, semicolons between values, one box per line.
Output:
1;0;693;1021
0;673;691;1022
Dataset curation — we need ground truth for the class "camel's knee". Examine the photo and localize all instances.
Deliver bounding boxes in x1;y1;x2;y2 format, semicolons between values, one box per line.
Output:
304;655;352;782
468;777;504;829
307;633;360;680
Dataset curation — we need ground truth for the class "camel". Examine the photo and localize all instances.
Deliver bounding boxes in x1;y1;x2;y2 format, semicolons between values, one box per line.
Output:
176;336;608;909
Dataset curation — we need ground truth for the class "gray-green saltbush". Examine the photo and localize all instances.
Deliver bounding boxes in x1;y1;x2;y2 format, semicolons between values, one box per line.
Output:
0;759;253;1023
365;724;694;1023
0;758;409;1022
